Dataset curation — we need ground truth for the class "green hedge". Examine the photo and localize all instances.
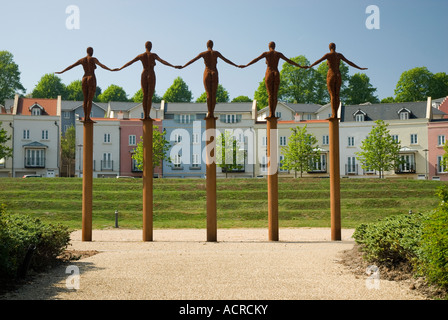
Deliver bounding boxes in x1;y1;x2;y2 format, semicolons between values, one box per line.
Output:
353;186;448;292
0;204;71;279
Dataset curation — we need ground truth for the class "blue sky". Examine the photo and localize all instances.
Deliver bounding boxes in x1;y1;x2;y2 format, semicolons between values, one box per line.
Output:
2;0;447;102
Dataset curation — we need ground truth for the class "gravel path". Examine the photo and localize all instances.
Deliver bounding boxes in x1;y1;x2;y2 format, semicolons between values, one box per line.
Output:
2;228;426;300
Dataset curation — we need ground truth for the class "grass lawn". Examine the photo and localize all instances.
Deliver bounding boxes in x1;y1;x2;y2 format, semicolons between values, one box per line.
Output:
0;177;446;231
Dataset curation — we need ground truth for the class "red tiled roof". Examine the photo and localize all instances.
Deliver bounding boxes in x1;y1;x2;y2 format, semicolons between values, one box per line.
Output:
16;98;58;116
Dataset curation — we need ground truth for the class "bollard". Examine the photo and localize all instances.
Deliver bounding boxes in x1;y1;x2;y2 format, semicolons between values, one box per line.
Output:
115;210;119;228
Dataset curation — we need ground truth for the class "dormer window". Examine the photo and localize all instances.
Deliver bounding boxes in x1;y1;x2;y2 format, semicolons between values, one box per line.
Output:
29;103;44;116
353;109;366;122
398;108;411;120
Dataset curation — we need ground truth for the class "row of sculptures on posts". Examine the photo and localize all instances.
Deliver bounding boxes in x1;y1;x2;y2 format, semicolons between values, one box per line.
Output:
56;41;367;124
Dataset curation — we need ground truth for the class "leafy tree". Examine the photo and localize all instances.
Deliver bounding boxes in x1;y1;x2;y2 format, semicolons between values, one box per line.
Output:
32;73;67;99
381;96;395;103
162;77;192;102
442;141;448;171
0;51;25;105
66;80;83;101
313;61;350;105
253;79;269;109
132;88;162;103
98;84;128;102
280;125;320;178
61;126;76;177
131;126;171;170
216;130;244;178
0;122;12;161
383;68;448;103
345;73;379;104
196;84;229;103
355;119;402;179
278;56;315;104
231;96;252;102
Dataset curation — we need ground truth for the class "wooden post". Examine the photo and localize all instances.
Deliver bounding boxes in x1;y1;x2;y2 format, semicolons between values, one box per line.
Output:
329;117;341;241
266;116;279;241
205;116;217;242
82;120;94;241
142;118;154;241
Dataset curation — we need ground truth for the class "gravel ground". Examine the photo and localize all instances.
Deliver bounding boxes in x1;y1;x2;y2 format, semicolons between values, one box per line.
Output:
2;228;426;300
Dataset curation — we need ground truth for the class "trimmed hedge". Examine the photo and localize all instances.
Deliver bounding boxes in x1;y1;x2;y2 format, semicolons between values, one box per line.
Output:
0;204;70;279
353;186;448;292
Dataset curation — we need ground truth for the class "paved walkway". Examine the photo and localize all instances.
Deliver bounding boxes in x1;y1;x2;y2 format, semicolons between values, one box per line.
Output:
2;228;425;300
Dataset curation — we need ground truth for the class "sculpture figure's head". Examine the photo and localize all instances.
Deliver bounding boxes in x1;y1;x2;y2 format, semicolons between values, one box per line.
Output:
207;40;214;49
145;41;152;51
87;47;93;56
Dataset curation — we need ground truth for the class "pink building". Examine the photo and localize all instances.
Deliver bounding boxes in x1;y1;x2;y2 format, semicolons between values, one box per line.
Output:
427;119;448;181
119;119;163;177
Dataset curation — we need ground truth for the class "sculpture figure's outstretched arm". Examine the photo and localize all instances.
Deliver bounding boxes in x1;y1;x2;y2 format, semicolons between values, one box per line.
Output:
117;55;141;71
339;54;368;70
217;52;239;68
155;54;182;69
181;52;204;69
94;58;114;71
243;52;267;68
55;59;82;74
279;52;306;68
306;54;328;69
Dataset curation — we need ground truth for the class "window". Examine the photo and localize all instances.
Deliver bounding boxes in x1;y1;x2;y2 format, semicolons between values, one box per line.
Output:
23;129;30;140
31;108;41;116
348;136;355;147
392;135;399;144
131;158;142;172
410;134;418;145
275;112;282;119
104;133;111;143
347;157;356;174
41;130;49;140
192;154;200;168
180;114;191;124
279;155;287;172
129;135;136;146
174;133;182;144
63;111;71;119
262;136;267;147
279;136;287;146
438;135;446;146
260;155;268;172
322;135;329;145
400;112;409;120
102;153;113;170
306;114;313;120
355;114;365;122
310;154;326;172
172;154;182;168
438;156;447;173
25;149;45;168
192;133;199;144
399;154;415;172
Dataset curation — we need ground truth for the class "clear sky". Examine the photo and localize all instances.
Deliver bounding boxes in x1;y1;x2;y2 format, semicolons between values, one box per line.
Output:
2;0;447;102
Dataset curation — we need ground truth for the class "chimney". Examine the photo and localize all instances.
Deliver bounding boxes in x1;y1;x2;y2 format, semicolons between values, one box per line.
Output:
426;96;432;120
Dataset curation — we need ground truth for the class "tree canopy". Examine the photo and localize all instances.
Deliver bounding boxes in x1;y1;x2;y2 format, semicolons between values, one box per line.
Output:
196;84;230;103
0;51;25;105
162;77;193;102
32;73;67;99
97;84;128;102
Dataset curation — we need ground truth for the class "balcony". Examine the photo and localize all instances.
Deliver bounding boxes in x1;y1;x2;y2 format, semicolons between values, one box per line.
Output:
101;160;114;171
395;163;416;174
345;164;359;175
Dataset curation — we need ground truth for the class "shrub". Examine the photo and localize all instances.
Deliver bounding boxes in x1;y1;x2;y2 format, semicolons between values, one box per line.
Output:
418;186;448;289
353;212;425;265
0;205;71;278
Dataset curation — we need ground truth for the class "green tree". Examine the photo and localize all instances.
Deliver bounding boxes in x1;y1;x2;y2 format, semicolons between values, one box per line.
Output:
98;84;128;102
430;72;448;99
32;73;67;99
0;122;12;161
394;67;434;102
355;120;402;179
278;56;315;104
442;141;448;171
66;80;84;101
162;77;192;102
61;126;76;177
253;79;269;109
313;61;350;105
216;130;244;178
131;126;171;170
231;96;252;102
132;89;161;103
0;51;25;105
280;125;320;178
345;73;379;104
196;84;229;103
381;96;395;103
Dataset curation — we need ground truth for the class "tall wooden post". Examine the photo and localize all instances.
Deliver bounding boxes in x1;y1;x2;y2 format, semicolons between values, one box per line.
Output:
82;120;94;241
142;118;154;241
329;117;341;241
266;116;279;241
205;116;217;242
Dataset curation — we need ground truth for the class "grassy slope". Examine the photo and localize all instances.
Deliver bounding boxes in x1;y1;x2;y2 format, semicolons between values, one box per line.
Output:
0;177;445;230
